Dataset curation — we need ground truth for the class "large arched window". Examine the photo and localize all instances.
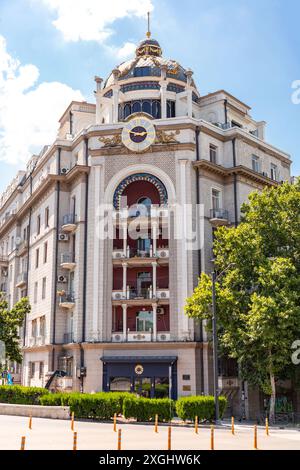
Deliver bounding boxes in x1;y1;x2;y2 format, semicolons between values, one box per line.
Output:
119;100;162;120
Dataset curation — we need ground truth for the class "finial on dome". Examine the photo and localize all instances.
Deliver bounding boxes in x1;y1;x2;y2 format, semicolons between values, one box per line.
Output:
146;11;151;39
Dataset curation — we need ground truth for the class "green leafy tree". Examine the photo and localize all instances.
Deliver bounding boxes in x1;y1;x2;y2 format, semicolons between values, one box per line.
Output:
185;181;300;422
0;293;31;364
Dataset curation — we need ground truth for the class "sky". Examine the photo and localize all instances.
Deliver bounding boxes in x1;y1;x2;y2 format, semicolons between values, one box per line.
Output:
0;0;299;194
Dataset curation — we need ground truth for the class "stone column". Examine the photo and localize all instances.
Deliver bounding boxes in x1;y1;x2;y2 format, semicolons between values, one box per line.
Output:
178;159;189;338
152;261;157;298
186;69;194;118
122;304;127;341
112;69;121;124
122;262;127;298
94;76;103;124
122;222;127;257
160;65;168;119
152;303;157;341
151;221;158;256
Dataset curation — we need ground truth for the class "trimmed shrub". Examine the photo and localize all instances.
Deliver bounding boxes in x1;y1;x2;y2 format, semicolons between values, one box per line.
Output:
0;385;49;405
175;395;227;422
68;392;131;419
39;392;74;407
123;395;174;422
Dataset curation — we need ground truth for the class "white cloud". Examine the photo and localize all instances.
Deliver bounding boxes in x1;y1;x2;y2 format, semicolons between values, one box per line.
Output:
0;35;84;165
114;42;137;60
40;0;153;42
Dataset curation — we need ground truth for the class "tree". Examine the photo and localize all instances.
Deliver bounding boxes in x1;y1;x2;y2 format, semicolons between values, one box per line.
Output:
0;293;31;364
185;181;300;422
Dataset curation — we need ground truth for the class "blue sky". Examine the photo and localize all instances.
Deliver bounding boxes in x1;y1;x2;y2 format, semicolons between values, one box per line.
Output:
0;0;299;194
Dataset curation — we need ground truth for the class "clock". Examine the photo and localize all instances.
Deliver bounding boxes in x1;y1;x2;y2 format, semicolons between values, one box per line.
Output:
121;116;156;152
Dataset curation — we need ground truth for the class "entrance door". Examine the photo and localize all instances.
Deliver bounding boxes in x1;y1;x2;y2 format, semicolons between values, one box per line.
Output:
134;377;151;398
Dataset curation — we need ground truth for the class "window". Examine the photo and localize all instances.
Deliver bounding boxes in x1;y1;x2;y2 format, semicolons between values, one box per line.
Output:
166;100;176;118
43;242;48;264
37;215;41;235
136;310;153;332
209;145;218;164
252;155;260;173
40;316;46;338
271;163;278;181
212;189;221;210
35;248;39;268
32;319;37;338
29;362;35;379
42;277;46;300
39;362;44;379
34;282;38;303
231;120;242;128
45;207;49;228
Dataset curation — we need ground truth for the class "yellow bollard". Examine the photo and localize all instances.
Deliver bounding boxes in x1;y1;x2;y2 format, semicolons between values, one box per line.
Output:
254;425;258;450
154;414;158;433
73;431;77;451
20;436;26;451
71;411;75;431
210;425;214;450
117;429;122;450
168;426;171;450
231;416;235;435
29;414;32;430
113;413;117;432
195;416;198;434
265;417;269;436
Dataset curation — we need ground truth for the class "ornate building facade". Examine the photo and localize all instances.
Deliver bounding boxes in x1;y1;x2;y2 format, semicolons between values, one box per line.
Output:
0;32;292;416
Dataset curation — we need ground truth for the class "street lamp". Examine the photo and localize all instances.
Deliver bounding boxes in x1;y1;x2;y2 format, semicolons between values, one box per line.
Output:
211;262;235;424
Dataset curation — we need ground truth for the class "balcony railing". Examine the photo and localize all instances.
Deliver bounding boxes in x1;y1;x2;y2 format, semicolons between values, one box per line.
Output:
17;240;28;255
127;288;153;300
59;293;75;308
16;272;28;287
209;209;229;227
63;333;74;344
62;213;76;226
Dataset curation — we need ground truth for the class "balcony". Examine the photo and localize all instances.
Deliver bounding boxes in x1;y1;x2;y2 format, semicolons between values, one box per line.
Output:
0;255;8;266
17;239;28;257
112;247;169;266
113;205;169;228
16;272;28;288
112;331;171;343
127;331;152;342
60;253;76;270
59;293;75;309
112;287;170;305
61;214;77;233
209;208;229;227
63;332;74;344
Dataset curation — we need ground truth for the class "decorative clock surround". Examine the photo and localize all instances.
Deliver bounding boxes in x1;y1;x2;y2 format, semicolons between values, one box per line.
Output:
121;115;156;152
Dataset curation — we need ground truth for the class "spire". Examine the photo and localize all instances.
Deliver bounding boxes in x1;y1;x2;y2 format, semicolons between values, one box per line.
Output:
146;11;151;39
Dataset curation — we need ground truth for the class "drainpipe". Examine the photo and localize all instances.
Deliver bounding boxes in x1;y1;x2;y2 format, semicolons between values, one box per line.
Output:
51;147;61;369
195;125;204;394
232;138;238;227
79;137;89;392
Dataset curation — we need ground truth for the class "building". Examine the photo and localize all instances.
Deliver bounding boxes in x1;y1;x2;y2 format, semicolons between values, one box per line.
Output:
0;29;293;416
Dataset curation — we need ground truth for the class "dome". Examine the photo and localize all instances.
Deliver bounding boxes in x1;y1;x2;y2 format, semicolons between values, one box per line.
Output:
104;36;196;90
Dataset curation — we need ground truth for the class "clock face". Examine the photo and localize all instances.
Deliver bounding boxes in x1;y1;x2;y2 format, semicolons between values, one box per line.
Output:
122;116;156;152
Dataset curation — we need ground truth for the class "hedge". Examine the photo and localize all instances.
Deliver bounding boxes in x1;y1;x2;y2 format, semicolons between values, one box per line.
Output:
39;392;74;407
175;395;227;421
0;385;49;405
123;396;174;422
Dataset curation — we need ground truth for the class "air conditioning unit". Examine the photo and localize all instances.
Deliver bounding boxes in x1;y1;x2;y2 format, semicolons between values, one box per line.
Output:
112;334;123;342
158;249;169;258
112;291;124;301
58;233;69;242
60;168;69;175
15;237;22;246
157;307;165;315
113;251;125;259
57;275;68;283
157;290;169;299
157;333;171;341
